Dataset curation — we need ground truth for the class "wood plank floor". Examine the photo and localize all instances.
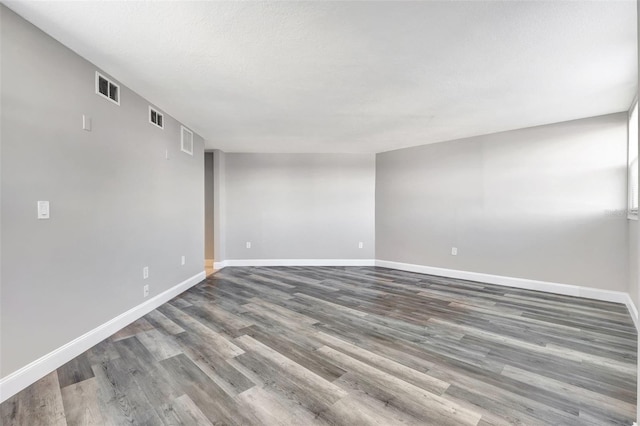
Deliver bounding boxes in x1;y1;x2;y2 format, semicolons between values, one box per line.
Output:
1;266;637;425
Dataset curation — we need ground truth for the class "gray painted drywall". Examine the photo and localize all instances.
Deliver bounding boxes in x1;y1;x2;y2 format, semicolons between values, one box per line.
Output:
629;31;639;309
0;5;204;378
204;152;214;261
629;87;639;309
631;220;638;308
213;150;227;263
376;113;629;291
224;153;375;260
628;0;640;423
632;0;640;311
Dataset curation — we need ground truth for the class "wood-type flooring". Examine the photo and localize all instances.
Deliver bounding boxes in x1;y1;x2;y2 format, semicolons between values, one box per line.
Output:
1;266;636;425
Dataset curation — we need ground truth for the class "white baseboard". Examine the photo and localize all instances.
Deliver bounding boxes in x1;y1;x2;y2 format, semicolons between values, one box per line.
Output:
624;294;639;331
214;260;227;269
219;259;375;267
205;259;214;268
376;260;637;328
0;271;206;403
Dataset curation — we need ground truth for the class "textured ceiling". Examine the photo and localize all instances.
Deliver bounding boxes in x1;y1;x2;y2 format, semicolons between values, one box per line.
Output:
4;1;637;153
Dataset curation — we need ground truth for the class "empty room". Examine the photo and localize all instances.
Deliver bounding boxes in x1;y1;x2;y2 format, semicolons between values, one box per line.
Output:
1;0;639;425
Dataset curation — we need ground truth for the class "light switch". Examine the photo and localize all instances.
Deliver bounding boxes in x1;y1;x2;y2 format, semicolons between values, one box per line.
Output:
82;115;91;131
37;201;50;219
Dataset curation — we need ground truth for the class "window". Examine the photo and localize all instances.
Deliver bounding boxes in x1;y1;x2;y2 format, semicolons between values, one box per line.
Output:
149;106;164;129
629;99;638;219
95;71;119;105
181;125;194;155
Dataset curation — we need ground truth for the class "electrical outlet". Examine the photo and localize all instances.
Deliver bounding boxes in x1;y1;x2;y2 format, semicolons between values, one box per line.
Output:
143;266;149;279
246;241;251;249
143;284;149;298
181;255;186;265
358;242;364;249
451;247;458;256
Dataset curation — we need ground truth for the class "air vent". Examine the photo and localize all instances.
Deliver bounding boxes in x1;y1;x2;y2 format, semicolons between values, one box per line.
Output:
149;106;164;129
95;71;119;105
181;126;193;155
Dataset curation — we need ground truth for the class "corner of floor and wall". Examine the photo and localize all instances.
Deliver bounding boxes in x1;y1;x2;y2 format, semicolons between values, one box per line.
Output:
207;112;640;324
0;5;208;402
1;3;639;422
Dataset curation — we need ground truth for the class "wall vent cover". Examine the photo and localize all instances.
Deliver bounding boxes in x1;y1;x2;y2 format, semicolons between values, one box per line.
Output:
181;126;194;155
95;71;119;105
149;106;164;129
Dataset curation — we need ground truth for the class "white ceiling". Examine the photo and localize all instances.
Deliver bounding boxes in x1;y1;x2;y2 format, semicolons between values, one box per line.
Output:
5;1;637;153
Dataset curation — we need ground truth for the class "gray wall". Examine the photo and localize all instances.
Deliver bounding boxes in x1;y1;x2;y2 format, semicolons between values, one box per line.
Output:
631;219;638;308
224;153;375;260
630;90;638;310
0;6;205;378
213;150;227;263
376;113;629;291
204;152;214;261
632;0;640;313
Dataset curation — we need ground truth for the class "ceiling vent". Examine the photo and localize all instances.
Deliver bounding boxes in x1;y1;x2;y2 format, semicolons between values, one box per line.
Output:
149;106;164;129
95;71;119;105
181;126;194;155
